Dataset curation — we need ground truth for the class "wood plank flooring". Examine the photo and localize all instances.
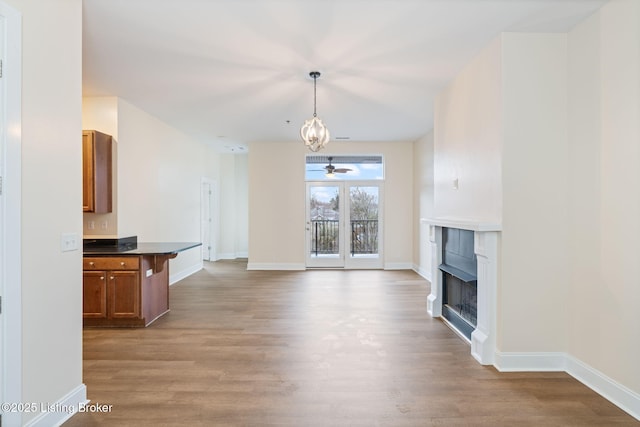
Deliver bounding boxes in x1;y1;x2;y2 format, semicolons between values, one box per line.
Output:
64;260;639;426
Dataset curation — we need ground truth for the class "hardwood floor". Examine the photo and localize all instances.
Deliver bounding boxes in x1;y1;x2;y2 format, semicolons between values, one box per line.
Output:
65;260;638;426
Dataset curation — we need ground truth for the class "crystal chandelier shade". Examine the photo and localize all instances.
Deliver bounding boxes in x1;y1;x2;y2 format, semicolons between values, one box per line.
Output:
300;71;330;152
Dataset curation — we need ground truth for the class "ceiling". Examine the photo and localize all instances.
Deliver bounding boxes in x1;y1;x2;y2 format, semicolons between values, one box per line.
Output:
82;0;607;152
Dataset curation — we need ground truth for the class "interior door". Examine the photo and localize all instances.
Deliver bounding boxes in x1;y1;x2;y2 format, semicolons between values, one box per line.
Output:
306;182;345;268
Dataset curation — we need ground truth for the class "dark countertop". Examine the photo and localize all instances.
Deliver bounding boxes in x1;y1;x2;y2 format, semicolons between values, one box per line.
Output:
83;242;201;256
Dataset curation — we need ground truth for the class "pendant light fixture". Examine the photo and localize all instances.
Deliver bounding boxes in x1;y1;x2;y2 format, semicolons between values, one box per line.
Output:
300;71;330;152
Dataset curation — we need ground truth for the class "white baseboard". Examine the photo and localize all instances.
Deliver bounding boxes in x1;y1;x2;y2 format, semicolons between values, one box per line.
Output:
217;252;248;260
412;264;432;281
246;263;305;271
494;351;640;421
565;355;640;421
494;351;566;372
216;252;235;260
169;261;203;285
384;262;413;270
25;384;87;427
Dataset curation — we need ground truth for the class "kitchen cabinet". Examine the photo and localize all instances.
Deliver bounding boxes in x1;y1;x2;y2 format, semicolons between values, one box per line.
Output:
83;256;143;327
82;130;112;213
82;271;108;318
82;241;201;327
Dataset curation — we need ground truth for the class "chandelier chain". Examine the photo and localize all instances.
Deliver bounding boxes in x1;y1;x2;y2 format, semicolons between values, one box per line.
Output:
313;73;317;117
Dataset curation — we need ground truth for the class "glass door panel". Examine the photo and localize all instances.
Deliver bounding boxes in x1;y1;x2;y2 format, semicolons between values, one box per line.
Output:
306;183;345;268
306;182;383;269
346;184;383;269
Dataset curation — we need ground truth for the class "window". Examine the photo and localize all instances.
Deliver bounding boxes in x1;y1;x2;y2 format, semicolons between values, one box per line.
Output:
305;155;384;181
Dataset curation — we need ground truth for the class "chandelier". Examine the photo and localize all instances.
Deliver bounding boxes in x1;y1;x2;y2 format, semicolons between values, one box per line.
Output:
300;71;330;152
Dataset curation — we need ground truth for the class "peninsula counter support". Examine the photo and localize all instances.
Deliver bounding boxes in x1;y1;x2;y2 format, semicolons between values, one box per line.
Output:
82;242;200;327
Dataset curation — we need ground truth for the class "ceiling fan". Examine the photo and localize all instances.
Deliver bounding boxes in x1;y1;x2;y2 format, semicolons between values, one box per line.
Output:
311;157;352;176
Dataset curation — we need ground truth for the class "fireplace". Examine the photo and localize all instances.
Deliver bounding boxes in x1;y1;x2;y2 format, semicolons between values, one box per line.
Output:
440;227;477;340
443;274;477;336
424;217;501;366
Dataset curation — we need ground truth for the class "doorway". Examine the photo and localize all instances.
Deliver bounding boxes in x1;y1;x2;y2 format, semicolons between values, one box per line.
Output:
305;181;383;269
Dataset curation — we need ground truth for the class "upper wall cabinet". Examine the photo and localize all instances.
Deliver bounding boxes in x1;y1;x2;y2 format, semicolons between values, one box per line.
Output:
83;130;113;213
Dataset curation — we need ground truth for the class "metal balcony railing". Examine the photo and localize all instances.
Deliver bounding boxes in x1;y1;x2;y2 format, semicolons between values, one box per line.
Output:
310;219;378;256
350;219;378;255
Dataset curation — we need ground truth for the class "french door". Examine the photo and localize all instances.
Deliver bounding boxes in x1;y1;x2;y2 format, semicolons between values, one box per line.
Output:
306;182;383;269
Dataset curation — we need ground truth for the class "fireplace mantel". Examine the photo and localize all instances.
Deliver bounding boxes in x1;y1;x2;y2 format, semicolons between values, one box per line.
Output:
422;217;501;366
422;216;501;232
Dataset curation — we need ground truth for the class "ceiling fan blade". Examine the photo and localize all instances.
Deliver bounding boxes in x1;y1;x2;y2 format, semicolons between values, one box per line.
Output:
334;168;352;173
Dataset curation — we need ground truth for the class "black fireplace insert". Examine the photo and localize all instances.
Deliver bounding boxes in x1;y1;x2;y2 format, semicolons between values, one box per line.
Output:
440;228;477;340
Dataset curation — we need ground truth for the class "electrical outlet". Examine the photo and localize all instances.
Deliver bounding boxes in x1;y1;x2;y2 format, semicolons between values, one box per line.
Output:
87;221;95;230
61;233;79;252
100;220;108;230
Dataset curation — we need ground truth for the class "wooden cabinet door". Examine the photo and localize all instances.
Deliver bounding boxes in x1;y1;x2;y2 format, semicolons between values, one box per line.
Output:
83;271;108;319
82;130;112;213
108;271;140;318
82;131;95;212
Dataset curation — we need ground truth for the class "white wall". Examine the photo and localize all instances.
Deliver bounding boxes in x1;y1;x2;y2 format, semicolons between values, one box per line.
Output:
83;96;222;281
247;141;311;269
500;33;570;352
117;98;206;278
433;37;503;223
5;0;85;425
433;32;570;353
568;0;640;393
248;140;414;269
82;97;250;274
235;154;249;257
429;0;640;414
413;130;434;279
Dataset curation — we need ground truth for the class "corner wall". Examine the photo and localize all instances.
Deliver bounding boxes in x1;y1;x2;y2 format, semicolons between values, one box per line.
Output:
568;0;640;397
430;0;640;417
500;33;570;353
6;0;86;425
433;37;503;223
412;131;434;279
82;96;119;236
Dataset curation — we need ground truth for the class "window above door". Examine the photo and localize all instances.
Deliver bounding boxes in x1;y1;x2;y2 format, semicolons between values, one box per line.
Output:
305;155;384;181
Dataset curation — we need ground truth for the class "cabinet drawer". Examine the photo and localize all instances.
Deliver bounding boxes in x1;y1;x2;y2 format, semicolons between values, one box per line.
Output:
84;257;140;271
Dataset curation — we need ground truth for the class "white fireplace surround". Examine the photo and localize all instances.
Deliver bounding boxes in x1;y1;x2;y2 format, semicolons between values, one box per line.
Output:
423;217;501;365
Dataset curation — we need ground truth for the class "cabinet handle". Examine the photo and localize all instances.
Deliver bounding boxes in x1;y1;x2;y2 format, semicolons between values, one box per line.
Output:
100;276;104;280
89;262;95;267
120;262;126;267
110;276;114;280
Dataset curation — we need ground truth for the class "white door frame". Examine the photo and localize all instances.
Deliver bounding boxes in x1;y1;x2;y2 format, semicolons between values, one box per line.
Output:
0;2;22;426
305;181;384;269
344;181;384;270
305;182;346;268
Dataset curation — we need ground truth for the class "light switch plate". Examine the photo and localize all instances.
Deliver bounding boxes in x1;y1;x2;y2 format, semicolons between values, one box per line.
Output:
61;232;79;252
